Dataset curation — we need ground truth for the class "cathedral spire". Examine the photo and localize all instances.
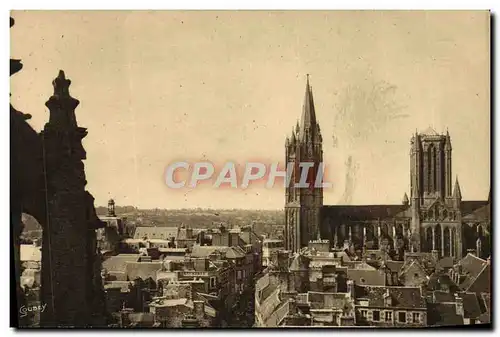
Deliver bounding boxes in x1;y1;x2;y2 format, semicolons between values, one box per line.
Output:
300;74;317;137
445;129;452;150
403;192;409;206
453;176;462;200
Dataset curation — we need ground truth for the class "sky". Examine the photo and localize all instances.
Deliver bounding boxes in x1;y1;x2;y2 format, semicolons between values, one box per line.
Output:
10;10;490;209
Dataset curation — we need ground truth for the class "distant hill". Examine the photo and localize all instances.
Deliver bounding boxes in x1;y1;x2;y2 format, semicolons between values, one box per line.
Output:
95;207;285;236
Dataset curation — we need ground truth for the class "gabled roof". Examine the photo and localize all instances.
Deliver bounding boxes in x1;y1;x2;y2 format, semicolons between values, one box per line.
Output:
421;126;439;136
354;285;426;309
461;201;489;218
466;264;490;294
462;202;490;221
426;273;459;293
456;254;490;292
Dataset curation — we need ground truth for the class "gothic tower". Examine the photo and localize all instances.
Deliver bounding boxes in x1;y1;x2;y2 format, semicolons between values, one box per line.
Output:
284;76;323;252
40;71;106;327
410;128;462;258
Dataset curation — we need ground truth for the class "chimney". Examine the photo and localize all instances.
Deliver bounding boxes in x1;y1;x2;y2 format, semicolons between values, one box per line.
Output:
347;280;355;298
193;300;205;320
383;288;392;306
229;232;240;247
454;294;464;316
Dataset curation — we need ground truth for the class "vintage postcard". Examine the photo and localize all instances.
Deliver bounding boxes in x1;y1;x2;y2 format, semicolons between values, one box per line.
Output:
10;10;491;328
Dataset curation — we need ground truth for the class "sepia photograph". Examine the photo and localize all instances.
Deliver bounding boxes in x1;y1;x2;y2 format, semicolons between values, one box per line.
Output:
9;10;491;329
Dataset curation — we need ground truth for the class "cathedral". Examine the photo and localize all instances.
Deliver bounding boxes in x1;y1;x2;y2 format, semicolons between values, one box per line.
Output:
284;76;491;260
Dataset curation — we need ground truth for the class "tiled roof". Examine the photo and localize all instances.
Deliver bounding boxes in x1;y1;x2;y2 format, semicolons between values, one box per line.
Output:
322;204;410;221
133;226;178;240
427;273;458;292
465;263;491;294
102;254;141;273
427;303;464;326
20;244;41;262
125;262;162;282
462;203;490;221
190;245;246;259
457;254;489;292
354;285;426;309
458;253;487;276
347;269;385;286
432;290;454;303
460;201;489;218
307;291;350;311
457;292;482;319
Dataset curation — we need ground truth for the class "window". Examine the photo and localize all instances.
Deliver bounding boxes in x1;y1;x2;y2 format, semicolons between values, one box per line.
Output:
412;313;420;323
385;311;393;322
373;311;380;321
398;312;406;323
360;310;368;319
237;270;242;280
210;277;216;288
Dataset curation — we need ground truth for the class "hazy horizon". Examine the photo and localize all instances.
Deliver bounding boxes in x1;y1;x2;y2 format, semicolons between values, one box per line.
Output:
11;11;490;210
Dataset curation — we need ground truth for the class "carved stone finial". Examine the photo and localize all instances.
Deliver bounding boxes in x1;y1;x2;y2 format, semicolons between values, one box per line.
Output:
52;70;72;97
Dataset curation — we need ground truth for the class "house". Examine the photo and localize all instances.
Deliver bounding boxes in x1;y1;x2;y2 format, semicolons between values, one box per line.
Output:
450;253;490;294
353;285;427;327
